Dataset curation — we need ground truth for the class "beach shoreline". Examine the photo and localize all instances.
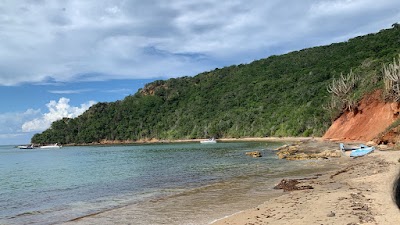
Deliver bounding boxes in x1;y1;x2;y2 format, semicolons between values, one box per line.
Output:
64;136;318;146
211;148;400;225
59;139;400;225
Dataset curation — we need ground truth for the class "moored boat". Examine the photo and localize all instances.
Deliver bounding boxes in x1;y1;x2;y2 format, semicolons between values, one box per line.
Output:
200;138;217;144
40;143;62;149
18;144;35;149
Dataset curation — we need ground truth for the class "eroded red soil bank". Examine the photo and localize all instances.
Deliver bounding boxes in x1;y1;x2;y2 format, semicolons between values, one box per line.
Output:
323;90;399;142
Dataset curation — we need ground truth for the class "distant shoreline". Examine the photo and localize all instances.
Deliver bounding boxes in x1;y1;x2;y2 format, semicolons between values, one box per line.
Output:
63;137;320;146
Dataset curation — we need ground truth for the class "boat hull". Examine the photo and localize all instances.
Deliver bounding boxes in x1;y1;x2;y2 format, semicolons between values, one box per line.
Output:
18;146;34;149
200;140;217;144
18;145;35;149
350;147;374;157
340;143;368;151
200;138;217;144
39;145;61;149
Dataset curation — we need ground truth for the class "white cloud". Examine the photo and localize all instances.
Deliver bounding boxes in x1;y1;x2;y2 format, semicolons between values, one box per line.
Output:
102;88;131;95
309;0;395;17
22;97;96;132
0;109;40;133
0;98;94;144
48;89;93;94
0;0;400;86
0;109;41;144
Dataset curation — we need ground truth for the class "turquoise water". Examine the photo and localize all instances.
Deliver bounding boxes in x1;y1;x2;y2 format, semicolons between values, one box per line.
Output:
0;142;325;225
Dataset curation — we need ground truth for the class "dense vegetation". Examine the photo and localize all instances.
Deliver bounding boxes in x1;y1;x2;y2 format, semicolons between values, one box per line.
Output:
32;26;400;144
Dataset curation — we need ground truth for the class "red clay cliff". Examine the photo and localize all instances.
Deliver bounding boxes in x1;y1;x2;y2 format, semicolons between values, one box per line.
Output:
323;90;400;142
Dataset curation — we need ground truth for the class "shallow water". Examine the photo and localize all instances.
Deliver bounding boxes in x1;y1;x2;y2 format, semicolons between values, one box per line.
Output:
0;142;336;225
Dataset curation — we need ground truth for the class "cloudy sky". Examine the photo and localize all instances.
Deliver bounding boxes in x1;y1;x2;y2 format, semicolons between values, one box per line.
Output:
1;0;399;144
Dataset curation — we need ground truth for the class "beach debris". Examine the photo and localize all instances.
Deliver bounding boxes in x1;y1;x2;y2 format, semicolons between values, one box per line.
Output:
273;179;314;192
330;165;354;179
245;151;262;157
349;192;375;223
327;211;336;217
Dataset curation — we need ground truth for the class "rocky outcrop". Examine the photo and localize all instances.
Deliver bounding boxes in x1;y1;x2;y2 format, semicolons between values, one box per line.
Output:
285;150;341;160
275;141;342;160
276;145;299;159
246;151;262;157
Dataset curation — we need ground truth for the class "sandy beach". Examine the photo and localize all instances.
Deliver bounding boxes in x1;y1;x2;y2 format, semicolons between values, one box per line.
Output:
212;148;400;225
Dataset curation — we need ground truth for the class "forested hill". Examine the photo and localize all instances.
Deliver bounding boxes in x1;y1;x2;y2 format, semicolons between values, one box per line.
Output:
32;26;400;144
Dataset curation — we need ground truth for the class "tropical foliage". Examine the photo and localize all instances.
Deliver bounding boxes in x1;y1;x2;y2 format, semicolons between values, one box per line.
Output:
383;55;400;101
32;26;400;144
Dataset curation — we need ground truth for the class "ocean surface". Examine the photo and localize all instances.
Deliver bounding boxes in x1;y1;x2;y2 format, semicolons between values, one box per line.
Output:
0;142;335;225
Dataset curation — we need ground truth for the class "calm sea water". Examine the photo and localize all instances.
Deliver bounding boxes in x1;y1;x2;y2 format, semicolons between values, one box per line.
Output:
0;142;333;225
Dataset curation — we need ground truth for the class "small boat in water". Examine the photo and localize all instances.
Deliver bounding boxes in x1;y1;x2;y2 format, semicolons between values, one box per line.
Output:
200;138;217;144
40;143;62;149
18;144;35;149
350;146;375;157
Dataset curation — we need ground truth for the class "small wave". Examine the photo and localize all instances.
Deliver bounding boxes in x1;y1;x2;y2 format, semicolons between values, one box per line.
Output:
8;210;43;219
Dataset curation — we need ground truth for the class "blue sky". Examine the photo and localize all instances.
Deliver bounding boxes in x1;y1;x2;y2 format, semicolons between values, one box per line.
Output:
1;0;400;145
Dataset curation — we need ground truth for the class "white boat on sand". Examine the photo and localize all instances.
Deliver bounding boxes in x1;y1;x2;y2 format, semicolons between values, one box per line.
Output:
40;143;62;149
200;138;217;144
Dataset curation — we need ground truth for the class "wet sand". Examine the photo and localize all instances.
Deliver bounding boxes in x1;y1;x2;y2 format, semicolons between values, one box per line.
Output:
212;149;400;225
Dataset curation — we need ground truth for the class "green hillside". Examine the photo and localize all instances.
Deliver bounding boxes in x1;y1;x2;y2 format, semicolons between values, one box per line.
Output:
32;26;400;144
